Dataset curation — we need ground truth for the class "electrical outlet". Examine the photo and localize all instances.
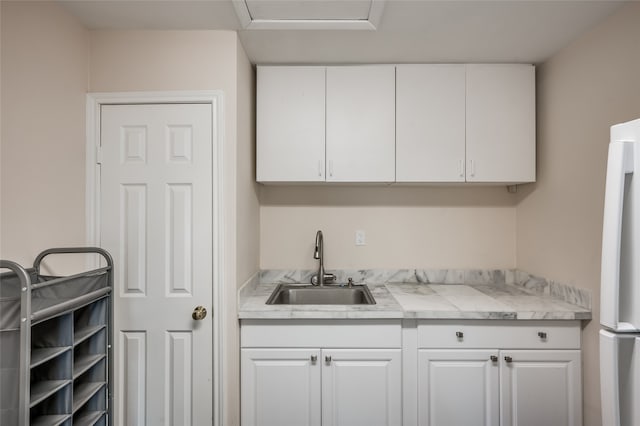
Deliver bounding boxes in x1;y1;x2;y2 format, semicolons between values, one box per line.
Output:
355;230;366;246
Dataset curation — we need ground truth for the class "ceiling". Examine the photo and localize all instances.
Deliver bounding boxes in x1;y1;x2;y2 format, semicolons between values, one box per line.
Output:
58;0;625;65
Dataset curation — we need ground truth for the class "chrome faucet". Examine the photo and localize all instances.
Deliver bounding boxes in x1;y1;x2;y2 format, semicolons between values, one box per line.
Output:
311;230;335;286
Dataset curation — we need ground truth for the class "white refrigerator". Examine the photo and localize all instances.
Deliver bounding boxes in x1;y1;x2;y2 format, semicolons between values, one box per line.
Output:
600;118;640;426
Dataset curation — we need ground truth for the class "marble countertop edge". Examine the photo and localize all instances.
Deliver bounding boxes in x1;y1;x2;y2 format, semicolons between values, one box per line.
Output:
238;281;592;321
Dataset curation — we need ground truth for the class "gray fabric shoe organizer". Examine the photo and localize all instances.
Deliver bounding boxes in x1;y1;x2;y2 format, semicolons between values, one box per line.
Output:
0;248;113;426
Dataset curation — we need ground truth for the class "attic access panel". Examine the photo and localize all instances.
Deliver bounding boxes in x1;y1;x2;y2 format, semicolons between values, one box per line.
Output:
233;0;385;30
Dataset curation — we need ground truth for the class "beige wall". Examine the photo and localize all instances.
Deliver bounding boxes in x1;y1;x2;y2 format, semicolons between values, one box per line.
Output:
0;1;89;269
517;3;640;424
232;40;259;426
260;186;518;270
236;42;259;285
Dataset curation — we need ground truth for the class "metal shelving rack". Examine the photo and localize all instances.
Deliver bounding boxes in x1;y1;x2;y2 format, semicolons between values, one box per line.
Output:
0;248;113;426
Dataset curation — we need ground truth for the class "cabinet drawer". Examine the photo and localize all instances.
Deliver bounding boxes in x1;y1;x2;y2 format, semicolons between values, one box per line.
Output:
241;320;402;348
417;320;580;349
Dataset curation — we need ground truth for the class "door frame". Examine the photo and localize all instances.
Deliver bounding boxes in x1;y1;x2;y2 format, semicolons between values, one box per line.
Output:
85;91;225;426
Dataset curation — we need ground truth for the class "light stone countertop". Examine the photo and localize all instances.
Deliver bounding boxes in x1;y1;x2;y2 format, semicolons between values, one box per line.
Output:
238;281;592;320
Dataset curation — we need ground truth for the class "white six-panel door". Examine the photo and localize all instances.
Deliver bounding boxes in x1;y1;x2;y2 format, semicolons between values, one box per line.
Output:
100;104;213;426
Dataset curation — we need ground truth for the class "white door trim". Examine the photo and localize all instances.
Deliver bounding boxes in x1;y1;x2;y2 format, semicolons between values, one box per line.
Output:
86;91;225;426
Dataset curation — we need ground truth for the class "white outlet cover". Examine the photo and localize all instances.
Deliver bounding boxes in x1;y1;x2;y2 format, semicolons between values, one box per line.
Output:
355;230;366;246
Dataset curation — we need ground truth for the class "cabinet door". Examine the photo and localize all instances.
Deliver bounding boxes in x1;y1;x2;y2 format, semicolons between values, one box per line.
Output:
500;350;581;426
396;65;466;182
257;66;326;182
418;349;499;426
321;349;401;426
241;348;321;426
466;64;535;183
326;66;395;182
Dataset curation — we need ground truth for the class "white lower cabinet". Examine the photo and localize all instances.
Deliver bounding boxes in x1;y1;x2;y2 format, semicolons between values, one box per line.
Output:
418;350;500;426
241;320;582;426
241;348;321;426
415;321;582;426
417;349;581;426
241;348;401;426
499;350;582;426
241;320;402;426
322;349;402;426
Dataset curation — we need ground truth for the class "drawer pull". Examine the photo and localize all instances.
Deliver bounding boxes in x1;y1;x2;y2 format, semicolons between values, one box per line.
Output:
538;331;548;339
455;331;464;339
504;356;513;363
490;355;498;362
311;355;317;364
325;355;332;364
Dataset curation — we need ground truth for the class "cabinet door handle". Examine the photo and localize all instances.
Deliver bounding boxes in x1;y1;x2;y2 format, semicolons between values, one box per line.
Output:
469;159;476;178
490;355;498;362
318;160;323;177
455;331;464;339
325;355;332;364
458;159;465;178
311;355;318;364
504;356;513;363
328;160;333;178
538;331;547;339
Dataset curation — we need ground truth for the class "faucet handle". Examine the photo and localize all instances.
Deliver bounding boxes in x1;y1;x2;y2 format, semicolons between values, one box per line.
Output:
312;273;335;286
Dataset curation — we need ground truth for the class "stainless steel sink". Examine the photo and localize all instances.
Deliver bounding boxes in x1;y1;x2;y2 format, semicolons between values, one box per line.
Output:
266;284;376;305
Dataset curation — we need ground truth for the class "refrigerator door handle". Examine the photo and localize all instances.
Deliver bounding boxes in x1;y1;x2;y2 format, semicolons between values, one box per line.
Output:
601;140;635;331
600;330;621;426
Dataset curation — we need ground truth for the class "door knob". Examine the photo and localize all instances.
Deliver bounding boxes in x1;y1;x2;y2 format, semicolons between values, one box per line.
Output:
192;306;207;320
490;355;498;362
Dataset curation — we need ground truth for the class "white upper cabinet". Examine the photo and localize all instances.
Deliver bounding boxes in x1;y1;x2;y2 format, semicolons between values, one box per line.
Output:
257;66;326;182
256;64;535;184
396;64;466;182
326;66;396;182
466;64;536;183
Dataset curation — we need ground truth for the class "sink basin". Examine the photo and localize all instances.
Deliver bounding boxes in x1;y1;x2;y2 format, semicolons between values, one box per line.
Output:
266;284;376;305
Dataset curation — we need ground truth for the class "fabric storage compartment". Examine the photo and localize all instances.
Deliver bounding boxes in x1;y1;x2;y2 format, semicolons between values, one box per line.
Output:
30;350;72;407
31;315;74;367
73;341;107;416
73;384;107;426
29;382;72;426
